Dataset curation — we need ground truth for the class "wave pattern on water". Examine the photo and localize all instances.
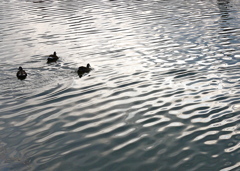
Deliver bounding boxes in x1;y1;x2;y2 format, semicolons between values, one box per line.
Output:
0;0;240;171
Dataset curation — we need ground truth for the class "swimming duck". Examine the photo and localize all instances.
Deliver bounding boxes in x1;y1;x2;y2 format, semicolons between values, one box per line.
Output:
78;63;91;73
77;63;91;78
47;51;59;63
17;66;27;80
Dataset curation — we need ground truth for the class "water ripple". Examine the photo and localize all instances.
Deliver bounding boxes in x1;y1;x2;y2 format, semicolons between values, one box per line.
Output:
0;0;240;170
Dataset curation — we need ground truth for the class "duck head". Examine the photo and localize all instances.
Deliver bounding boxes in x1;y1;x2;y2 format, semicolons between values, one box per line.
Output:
87;63;90;68
19;66;23;71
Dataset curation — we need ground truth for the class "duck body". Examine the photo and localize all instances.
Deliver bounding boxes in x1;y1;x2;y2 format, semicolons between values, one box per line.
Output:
78;63;91;78
17;67;27;80
47;51;59;63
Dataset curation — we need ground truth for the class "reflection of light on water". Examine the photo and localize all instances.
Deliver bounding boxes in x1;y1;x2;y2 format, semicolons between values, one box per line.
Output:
157;122;183;132
232;104;240;111
220;162;240;171
1;0;240;170
113;134;147;151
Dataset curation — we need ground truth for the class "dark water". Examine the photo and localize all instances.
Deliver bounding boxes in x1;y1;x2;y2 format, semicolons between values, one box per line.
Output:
1;0;240;170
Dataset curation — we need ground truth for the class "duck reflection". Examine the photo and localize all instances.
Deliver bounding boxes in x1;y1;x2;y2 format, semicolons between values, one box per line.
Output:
217;0;230;23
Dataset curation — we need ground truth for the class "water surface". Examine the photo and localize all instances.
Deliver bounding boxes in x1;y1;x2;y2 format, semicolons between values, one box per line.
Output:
0;0;240;170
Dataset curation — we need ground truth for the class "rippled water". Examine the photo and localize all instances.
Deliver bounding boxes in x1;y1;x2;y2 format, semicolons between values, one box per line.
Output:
1;0;240;170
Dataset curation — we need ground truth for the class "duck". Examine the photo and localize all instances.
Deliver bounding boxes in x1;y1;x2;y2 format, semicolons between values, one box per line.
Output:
47;51;59;63
78;63;91;73
77;63;91;78
17;66;27;80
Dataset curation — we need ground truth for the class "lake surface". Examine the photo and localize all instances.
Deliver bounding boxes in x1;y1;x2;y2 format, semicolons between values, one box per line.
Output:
0;0;240;170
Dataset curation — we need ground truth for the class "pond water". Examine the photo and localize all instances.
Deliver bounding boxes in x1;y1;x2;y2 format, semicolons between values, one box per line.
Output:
0;0;240;170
